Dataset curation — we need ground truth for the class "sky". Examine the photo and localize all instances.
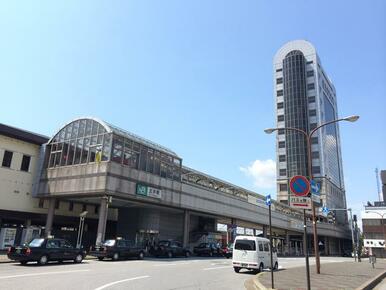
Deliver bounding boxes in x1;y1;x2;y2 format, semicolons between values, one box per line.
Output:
0;0;385;224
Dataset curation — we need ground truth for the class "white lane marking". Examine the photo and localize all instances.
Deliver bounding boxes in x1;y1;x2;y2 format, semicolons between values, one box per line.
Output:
203;266;230;271
0;269;90;280
153;262;192;267
94;276;150;290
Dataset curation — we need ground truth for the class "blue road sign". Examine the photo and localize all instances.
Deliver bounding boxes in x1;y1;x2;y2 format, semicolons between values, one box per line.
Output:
289;175;310;196
265;194;271;206
310;180;320;194
322;206;329;214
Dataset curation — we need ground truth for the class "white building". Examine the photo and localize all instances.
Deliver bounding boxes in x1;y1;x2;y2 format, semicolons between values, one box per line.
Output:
273;40;347;221
362;203;386;258
0;123;117;249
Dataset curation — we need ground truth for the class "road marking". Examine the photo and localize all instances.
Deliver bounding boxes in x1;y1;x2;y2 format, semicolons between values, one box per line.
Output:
0;269;90;280
94;276;150;290
203;266;230;271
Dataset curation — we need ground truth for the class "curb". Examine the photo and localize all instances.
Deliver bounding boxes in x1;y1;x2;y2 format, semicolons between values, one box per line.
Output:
355;269;386;290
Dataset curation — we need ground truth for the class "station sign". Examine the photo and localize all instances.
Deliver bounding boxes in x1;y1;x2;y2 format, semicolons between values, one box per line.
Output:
290;195;312;209
136;184;162;199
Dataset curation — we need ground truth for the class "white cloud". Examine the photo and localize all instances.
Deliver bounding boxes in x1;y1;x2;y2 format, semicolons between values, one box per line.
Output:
240;159;276;189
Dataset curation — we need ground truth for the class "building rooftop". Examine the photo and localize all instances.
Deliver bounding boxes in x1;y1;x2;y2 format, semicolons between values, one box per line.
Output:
0;123;49;145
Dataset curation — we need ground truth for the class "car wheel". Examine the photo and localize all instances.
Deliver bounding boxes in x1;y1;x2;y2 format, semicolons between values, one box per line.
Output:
274;262;278;270
38;255;48;266
234;267;240;273
20;261;27;265
98;257;104;261
258;263;264;273
185;251;190;258
74;254;83;263
112;253;119;261
226;255;230;259
167;251;173;258
138;252;144;260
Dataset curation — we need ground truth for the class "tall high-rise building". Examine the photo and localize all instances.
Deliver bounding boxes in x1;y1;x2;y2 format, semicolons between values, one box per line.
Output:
273;40;347;220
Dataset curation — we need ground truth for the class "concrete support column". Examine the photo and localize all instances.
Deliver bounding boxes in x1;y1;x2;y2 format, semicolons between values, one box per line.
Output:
338;238;342;255
183;210;190;247
96;196;109;245
324;237;329;256
263;225;267;238
285;231;290;256
44;198;56;237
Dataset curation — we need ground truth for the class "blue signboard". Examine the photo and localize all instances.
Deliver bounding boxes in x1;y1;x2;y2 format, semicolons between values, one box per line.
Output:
265;194;271;206
310;180;320;194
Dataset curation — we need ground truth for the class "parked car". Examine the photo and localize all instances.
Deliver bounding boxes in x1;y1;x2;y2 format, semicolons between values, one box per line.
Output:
7;238;86;265
193;242;221;257
232;236;278;274
89;238;145;261
220;243;233;259
151;240;191;258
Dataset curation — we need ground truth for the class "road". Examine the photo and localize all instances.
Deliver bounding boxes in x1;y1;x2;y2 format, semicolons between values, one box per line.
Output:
0;256;353;290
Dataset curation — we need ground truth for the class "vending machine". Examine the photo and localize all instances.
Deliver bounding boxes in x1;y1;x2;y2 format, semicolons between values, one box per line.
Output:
0;228;17;250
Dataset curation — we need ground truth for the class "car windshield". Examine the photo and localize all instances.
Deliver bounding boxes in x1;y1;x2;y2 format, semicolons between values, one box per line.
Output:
197;243;206;248
103;240;116;246
28;238;45;248
158;241;170;247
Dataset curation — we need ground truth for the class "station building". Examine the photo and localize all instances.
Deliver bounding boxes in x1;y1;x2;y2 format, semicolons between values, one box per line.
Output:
2;118;352;255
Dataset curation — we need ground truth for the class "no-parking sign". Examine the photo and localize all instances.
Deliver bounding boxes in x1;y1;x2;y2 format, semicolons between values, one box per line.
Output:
289;175;310;197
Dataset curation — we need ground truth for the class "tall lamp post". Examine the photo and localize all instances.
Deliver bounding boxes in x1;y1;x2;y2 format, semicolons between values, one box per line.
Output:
264;115;359;274
76;211;88;249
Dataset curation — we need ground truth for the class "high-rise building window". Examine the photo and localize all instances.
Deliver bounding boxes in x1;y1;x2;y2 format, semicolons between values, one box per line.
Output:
278;129;285;135
311;137;319;144
279;169;286;176
278;141;285;148
306;60;313;64
279;155;286;162
279;184;287;191
306;70;314;77
310;123;317;130
277;102;284;109
309;109;317;116
20;155;31;172
277;115;284;122
307;83;315;90
2;150;13;168
277;90;283;97
308;96;315;103
276;78;283;84
276;68;282;72
312;151;319;159
312;166;320;174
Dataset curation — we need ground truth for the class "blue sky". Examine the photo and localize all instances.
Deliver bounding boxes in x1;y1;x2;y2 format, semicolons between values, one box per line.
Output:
1;0;385;221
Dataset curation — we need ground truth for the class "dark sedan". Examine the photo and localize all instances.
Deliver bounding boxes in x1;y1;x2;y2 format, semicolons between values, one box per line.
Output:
193;242;221;257
7;238;86;265
151;240;191;258
89;239;145;261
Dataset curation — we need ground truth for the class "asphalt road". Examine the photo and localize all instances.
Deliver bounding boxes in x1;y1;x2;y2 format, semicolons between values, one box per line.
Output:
0;256;353;290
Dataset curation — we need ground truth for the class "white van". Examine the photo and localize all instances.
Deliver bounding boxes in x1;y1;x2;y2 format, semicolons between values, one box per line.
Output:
232;236;278;273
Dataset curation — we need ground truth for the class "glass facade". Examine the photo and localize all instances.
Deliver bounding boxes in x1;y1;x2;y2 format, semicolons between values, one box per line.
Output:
46;118;182;182
323;95;342;187
282;50;309;178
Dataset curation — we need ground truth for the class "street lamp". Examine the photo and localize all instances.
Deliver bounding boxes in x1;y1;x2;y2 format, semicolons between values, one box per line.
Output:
264;115;359;275
76;211;88;249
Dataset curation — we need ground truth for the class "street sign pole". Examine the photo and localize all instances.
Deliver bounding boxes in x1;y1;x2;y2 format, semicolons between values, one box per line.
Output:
303;209;311;290
269;203;274;289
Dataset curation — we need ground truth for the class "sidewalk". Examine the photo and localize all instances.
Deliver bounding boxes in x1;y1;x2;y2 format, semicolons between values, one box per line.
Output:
255;260;386;290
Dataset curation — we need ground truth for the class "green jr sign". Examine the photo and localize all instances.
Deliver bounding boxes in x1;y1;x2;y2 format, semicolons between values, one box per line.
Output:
136;184;162;199
136;184;148;196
